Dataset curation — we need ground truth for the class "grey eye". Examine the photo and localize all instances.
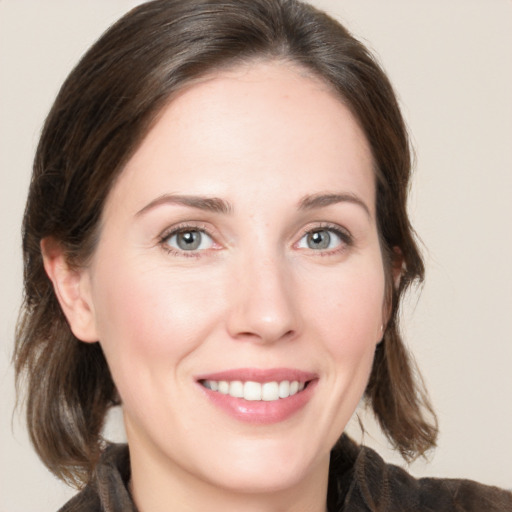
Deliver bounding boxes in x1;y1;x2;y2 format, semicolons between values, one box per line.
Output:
307;230;331;249
297;229;343;250
166;230;213;251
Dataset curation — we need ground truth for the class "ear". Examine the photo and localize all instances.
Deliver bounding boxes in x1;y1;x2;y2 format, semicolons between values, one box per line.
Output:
391;246;404;290
41;237;98;343
381;247;404;331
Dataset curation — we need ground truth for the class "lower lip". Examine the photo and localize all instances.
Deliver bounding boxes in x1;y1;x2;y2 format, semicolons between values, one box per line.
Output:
198;380;318;424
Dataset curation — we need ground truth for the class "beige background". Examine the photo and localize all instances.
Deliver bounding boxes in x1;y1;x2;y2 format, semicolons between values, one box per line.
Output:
1;1;511;510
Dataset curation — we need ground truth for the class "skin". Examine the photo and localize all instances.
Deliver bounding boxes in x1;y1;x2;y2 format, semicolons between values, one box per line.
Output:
44;61;388;512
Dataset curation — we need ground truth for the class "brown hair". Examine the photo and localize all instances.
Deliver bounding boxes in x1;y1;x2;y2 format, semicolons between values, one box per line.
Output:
15;0;437;487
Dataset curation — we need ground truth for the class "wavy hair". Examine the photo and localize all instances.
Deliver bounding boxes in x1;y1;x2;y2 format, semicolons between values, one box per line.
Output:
15;0;437;487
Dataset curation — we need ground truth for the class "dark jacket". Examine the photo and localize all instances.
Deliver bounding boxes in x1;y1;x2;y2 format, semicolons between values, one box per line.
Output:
59;437;512;511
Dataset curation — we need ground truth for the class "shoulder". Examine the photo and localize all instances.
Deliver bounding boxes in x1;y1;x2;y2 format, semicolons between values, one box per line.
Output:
58;486;101;512
330;436;512;512
58;444;136;512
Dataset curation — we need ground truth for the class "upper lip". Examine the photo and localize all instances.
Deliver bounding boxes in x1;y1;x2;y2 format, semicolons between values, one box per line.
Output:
195;367;318;383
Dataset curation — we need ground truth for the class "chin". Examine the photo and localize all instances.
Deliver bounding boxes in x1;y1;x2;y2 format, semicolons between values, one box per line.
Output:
195;435;327;494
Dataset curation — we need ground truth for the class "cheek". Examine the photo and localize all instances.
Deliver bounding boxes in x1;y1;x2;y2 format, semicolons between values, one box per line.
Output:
303;260;386;356
90;258;224;388
296;257;386;439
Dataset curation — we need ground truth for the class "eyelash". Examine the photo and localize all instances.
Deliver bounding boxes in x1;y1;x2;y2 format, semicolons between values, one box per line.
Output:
158;222;353;258
158;222;217;258
296;222;354;255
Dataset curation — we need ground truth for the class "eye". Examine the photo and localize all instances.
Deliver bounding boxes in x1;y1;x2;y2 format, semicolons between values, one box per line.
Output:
296;227;349;251
164;229;214;252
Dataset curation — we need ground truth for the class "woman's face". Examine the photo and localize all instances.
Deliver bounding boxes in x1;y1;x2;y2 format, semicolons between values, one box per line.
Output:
80;61;386;494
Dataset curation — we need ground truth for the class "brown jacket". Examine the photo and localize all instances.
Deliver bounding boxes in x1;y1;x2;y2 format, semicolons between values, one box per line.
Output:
59;437;512;511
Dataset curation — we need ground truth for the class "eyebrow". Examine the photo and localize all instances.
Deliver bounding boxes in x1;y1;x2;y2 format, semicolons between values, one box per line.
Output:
136;194;233;216
136;191;370;218
298;192;371;217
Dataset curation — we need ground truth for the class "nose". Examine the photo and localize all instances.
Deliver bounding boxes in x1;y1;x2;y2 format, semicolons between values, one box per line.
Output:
226;252;300;344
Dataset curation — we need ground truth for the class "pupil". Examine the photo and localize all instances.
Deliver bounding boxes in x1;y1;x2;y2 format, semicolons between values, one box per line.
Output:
308;230;330;250
177;231;200;250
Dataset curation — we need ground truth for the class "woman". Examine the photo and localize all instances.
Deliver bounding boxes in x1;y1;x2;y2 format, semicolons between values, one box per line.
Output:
13;0;512;510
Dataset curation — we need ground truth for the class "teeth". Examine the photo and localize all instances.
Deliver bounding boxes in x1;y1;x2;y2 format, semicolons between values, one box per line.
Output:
202;379;306;401
218;381;229;394
262;382;279;401
244;381;262;401
229;380;244;398
278;380;290;398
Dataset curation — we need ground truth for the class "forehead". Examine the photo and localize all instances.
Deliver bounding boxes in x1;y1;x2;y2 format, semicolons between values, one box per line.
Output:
106;60;375;215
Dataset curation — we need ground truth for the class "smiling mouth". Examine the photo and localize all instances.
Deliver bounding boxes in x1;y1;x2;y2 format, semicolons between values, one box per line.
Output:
199;379;310;402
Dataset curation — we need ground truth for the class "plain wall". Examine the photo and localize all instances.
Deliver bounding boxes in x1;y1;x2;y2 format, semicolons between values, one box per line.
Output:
1;1;511;510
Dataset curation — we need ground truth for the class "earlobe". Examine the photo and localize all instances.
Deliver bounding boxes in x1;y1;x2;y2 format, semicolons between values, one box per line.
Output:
376;323;384;346
380;247;404;341
391;246;404;290
41;237;98;343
